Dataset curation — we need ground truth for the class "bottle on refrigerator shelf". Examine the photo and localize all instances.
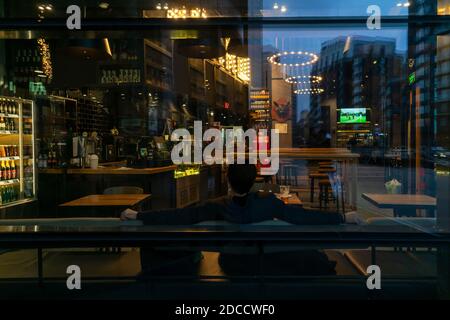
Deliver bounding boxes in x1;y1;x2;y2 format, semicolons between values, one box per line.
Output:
10;161;16;179
0;161;5;180
5;160;10;180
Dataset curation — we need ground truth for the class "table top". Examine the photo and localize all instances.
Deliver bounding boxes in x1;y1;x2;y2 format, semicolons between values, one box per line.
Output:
276;193;303;206
59;194;151;207
362;193;437;209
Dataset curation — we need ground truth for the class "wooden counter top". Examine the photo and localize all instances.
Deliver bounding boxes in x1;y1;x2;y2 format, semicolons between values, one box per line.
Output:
39;165;177;175
277;148;360;160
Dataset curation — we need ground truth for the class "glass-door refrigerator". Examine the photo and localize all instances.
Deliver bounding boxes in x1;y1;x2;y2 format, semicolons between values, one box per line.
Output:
0;96;36;208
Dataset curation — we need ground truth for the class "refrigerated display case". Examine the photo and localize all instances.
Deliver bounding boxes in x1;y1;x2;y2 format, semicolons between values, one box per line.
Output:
0;96;36;208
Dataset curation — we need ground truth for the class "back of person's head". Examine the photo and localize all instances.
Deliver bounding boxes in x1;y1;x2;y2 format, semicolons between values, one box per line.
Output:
227;164;257;195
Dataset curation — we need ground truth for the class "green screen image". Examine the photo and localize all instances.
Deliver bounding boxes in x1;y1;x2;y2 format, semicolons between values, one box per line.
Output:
339;108;367;123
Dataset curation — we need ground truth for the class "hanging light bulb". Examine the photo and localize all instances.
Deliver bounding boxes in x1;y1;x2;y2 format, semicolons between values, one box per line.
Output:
156;3;162;10
163;3;169;10
273;2;279;10
281;5;287;12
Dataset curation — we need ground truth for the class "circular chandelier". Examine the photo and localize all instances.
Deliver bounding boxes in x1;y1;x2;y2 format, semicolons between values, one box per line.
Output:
285;75;322;84
268;51;319;67
294;88;324;95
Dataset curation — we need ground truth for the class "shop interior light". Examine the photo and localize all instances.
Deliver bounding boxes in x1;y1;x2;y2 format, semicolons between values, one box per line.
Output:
156;3;162;10
99;2;110;9
273;3;279;9
280;5;287;12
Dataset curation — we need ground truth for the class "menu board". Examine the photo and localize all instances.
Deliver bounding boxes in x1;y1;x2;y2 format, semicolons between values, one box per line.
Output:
249;89;271;130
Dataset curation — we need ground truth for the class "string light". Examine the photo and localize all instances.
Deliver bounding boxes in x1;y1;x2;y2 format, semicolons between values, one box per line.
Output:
37;38;53;80
285;75;322;84
217;53;251;83
268;51;319;67
294;88;324;95
167;7;207;19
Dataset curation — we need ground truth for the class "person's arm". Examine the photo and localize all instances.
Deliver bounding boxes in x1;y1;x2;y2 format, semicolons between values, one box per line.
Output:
122;201;224;225
276;203;344;225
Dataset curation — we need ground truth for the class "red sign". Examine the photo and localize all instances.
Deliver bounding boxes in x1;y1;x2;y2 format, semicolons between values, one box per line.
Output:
224;102;230;109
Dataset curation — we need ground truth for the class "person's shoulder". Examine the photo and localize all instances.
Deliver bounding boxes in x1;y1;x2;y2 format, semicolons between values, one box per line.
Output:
204;195;229;207
252;191;280;202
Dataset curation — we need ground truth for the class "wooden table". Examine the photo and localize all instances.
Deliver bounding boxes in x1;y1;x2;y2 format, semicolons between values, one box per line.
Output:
362;193;436;217
60;194;151;208
275;193;303;206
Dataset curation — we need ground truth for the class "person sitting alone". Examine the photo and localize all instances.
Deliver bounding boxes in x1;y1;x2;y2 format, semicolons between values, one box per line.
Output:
121;164;363;276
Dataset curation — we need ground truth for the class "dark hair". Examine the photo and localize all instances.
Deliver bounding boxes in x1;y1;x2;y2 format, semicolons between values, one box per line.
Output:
227;164;257;195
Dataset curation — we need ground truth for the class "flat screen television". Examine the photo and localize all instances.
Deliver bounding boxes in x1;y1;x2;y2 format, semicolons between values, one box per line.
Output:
339;108;368;124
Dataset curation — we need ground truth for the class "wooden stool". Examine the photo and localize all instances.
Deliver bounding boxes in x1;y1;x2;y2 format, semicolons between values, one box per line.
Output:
309;173;328;203
319;179;332;209
318;167;336;174
282;165;298;186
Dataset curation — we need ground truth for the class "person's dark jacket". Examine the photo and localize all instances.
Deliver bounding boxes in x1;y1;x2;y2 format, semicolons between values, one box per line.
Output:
137;191;344;225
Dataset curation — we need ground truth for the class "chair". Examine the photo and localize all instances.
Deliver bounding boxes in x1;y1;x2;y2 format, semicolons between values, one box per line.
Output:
103;186;144;195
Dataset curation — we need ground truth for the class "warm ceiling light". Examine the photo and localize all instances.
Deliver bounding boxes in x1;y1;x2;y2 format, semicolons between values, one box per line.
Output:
267;51;319;67
99;2;109;9
294;88;324;95
163;3;169;10
156;3;162;10
285;75;323;84
45;5;53;10
38;5;45;10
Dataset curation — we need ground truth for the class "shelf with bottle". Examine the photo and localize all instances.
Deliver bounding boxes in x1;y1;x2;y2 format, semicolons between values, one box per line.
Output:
0;184;21;205
0;159;19;181
0;145;20;158
0;98;19;116
0;178;20;186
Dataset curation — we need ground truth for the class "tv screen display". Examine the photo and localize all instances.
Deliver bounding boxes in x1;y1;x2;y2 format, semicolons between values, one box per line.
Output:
339;108;367;124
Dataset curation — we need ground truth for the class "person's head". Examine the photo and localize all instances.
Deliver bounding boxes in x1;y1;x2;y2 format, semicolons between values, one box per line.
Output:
227;164;257;196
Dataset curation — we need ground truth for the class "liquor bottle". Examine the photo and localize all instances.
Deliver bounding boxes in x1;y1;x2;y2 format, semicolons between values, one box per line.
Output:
10;161;16;179
0;161;5;181
5;160;10;180
0;117;5;131
7;100;12;114
0;99;4;114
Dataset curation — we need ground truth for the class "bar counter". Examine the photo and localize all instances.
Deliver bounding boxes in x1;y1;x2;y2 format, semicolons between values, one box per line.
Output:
39;165;177;175
37;164;225;217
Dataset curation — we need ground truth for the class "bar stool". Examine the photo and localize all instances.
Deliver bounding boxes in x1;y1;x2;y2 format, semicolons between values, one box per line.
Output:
282;165;298;186
318;179;332;209
318;167;336;174
319;177;345;213
308;173;328;203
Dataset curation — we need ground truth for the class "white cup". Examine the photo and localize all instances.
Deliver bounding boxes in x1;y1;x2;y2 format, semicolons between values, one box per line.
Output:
90;154;99;170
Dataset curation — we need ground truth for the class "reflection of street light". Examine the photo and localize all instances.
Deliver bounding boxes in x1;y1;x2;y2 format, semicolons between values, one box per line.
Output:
397;2;410;7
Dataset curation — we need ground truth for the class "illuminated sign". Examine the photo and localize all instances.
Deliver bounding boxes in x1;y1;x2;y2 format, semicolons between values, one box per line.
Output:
408;72;416;85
